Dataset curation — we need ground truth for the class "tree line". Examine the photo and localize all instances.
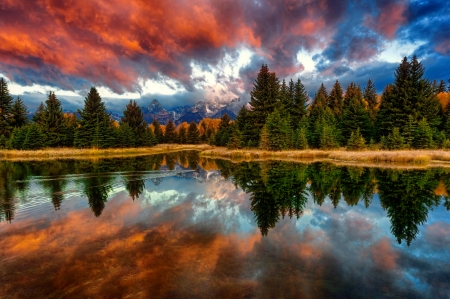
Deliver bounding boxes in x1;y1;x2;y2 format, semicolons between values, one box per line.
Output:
0;55;449;150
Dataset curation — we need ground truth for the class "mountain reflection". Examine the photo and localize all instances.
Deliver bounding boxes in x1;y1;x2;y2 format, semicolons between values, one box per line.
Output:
1;152;450;245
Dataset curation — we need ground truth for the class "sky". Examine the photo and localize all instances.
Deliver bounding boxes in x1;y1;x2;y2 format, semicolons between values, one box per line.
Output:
0;0;449;113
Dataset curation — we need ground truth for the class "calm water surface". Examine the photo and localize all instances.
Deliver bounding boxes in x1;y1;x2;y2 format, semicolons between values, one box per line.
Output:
1;151;450;298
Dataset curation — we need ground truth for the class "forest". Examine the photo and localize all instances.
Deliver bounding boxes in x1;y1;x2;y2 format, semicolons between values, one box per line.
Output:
0;55;449;151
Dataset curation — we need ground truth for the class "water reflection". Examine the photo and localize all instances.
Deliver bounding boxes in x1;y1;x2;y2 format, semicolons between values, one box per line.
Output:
1;153;450;297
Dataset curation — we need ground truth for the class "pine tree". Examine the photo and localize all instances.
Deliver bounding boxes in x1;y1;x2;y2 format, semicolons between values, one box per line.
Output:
347;128;366;151
74;87;114;148
227;123;242;149
0;78;14;138
381;127;405;150
23;124;45;150
265;109;292;150
187;121;200;144
364;79;377;120
295;127;308;150
9;126;28;149
10;97;28;128
42;92;65;147
341;82;373;141
152;118;163;144
318;120;338;149
235;105;251;145
61;113;77;147
142;127;157;146
178;126;187;144
291;79;308;127
438;79;447;93
214;113;232;146
121;100;147;146
413;118;433;149
164;119;177;144
259;124;270;150
32;102;45;125
248;64;280;146
117;123;136;147
328;80;344;116
403;115;417;148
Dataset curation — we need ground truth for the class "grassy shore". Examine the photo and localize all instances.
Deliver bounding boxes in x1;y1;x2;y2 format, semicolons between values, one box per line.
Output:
0;144;211;161
200;147;450;166
3;145;450;166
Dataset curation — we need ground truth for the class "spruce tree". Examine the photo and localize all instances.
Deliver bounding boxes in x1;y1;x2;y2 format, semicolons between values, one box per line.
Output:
295;127;308;150
187;121;200;144
142;127;157;146
347;128;366;151
164;119;177;144
265;109;292;150
42;92;65;147
10;97;28;128
23;124;45;150
9;126;28;149
214;113;232;146
117;123;136;147
74;87;114;148
259;125;270;150
364;79;377;120
381;127;405;150
178;126;187;144
291;79;308;127
32;102;45;125
248;64;280;146
227;123;242;149
328;80;344;117
438;79;447;93
152;118;163;144
235;106;251;145
403;115;417;148
413;118;433;149
0;78;14;138
341;82;373;141
121;100;147;146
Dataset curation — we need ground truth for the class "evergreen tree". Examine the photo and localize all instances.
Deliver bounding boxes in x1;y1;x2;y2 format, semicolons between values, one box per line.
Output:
295;127;308;150
9;126;28;149
74;87;114;148
164;119;177;144
403;115;417;147
259;125;270;150
32;102;45;125
364;79;377;120
214;113;232;146
121;100;147;146
227;123;242;149
413;118;433;149
61;113;77;147
0;78;14;138
152;118;163;144
10;97;28;128
381;127;405;150
328;80;344;116
248;64;280;146
265;109;292;150
178;126;187;144
42;92;65;147
291;79;308;128
279;79;289;111
117;123;136;147
438;79;447;93
318;120;338;149
341;82;373;141
235;105;251;145
347;128;366;151
23;124;45;150
187;121;200;144
142;127;157;146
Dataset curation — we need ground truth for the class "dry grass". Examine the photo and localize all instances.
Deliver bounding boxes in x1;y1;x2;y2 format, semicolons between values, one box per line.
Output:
0;144;212;161
200;147;450;167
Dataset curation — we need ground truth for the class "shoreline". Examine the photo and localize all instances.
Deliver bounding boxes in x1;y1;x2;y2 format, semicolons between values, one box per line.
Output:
2;145;450;168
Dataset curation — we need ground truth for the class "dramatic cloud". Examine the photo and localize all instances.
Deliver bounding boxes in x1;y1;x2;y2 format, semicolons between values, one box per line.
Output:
0;0;449;111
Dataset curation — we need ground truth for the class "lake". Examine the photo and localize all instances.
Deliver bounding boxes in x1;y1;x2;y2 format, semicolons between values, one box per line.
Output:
1;151;449;298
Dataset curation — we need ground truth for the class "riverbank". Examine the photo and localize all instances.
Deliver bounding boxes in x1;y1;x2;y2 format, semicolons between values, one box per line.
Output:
0;144;211;161
3;145;450;167
200;147;450;166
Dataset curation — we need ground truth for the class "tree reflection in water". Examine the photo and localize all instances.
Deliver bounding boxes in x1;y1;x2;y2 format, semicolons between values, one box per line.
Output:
0;153;449;245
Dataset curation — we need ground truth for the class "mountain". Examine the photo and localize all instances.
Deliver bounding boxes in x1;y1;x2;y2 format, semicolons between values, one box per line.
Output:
27;98;246;125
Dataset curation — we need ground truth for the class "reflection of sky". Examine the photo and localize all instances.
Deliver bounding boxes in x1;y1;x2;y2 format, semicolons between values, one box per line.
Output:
1;175;450;298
